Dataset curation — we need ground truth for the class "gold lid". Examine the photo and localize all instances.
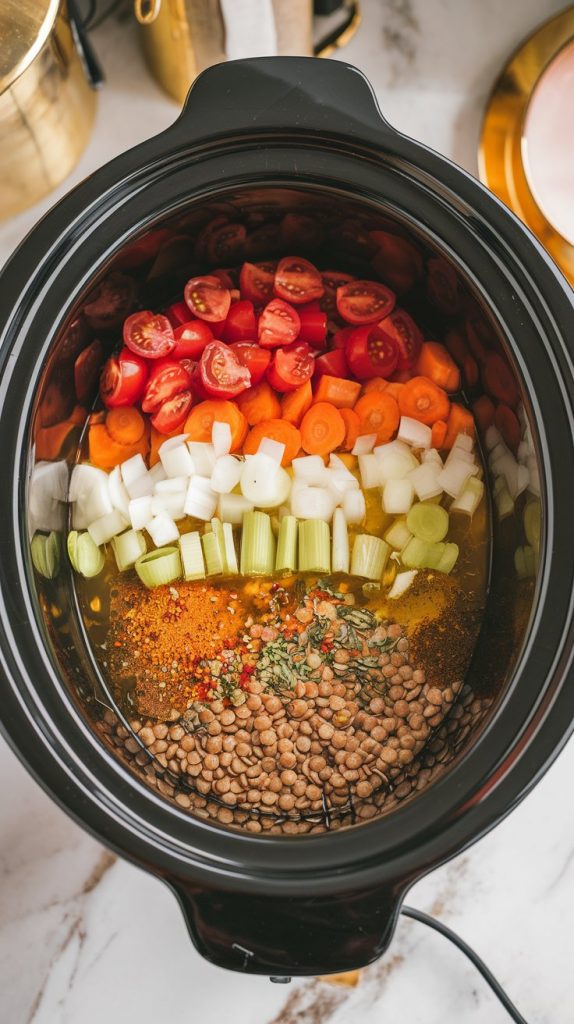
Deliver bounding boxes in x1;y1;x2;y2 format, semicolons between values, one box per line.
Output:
0;0;60;94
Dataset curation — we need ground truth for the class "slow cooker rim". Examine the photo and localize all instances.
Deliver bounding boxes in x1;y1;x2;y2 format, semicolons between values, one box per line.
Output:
0;90;573;895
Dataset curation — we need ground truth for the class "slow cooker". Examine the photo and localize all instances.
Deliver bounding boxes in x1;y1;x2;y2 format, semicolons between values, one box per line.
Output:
0;57;573;978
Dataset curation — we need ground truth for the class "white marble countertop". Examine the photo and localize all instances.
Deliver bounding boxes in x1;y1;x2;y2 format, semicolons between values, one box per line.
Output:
1;1;572;1021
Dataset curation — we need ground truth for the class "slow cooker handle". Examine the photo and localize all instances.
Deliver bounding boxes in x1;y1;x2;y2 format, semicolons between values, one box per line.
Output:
170;55;396;145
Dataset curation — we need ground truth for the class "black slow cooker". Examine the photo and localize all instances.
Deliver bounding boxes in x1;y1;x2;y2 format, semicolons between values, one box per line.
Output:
0;57;573;978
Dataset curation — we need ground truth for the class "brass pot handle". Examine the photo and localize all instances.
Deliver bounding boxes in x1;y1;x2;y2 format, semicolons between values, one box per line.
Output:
134;0;162;25
314;1;361;57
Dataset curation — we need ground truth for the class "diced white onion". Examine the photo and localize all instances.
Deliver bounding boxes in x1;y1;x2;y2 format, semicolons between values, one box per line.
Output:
71;466;112;521
325;468;359;501
189;474;216;493
292;455;327;484
212;421;232;457
160;440;195;478
257;437;286;465
437;459;478;498
422;448;443;468
240;455;291;508
29;461;67;536
445;445;475;467
377;448;418;484
125;472;154;500
382;478;415;514
332;507;349;573
112;529;147;571
408;462;443;501
211;455;243;494
358;453;381;490
451;477;484;516
151;493;186;520
290;485;336;521
120;454;148;489
184;480;218;521
485;425;502;451
108;466;130;519
148;462;167;486
154;476;188;493
328;454;356;480
526;456;540;497
147;513;180;546
352;433;377;456
88;508;128;546
187;442;217;476
217;493;254;524
496;454;529;500
69;464;108;503
452;432;474;454
388;570;417;599
397;416;432;449
342;489;366;524
129;496;154;531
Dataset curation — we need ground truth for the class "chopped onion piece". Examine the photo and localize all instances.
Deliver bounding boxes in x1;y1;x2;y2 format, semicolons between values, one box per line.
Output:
211;454;243;494
325;468;359;501
217;493;254;525
445;445;475;467
212;420;232;457
397;416;432;449
184;479;218;521
382;478;415;514
451;477;484;516
257;437;286;465
358;453;381;490
452;432;474;454
388;570;417;599
352;433;377;456
437;459;478;498
120;453;148;489
148;462;167;486
292;455;327;484
159;440;195;478
154;476;188;493
69;464;108;503
112;529;147;571
332;508;349;573
408;462;442;501
108;466;130;519
526;456;540;497
290;485;336;522
422;448;443;468
493;477;515;521
125;472;153;500
29;462;67;536
88;508;128;546
187;442;217;476
147;512;180;547
240;455;290;508
517;440;530;463
72;470;113;522
151;493;186;520
129;496;153;531
342;488;366;524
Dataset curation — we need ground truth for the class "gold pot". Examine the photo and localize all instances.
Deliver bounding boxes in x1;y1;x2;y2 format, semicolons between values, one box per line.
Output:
0;0;98;220
135;0;361;105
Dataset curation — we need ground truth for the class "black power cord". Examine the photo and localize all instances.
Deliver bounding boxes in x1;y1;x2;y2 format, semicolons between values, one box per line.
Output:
401;906;529;1023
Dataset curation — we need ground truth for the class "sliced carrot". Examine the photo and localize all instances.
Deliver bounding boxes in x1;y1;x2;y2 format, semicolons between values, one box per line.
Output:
383;382;405;401
150;425;181;466
494;402;521;452
70;405;88;426
443;402;475;450
481;353;519;408
300;402;346;456
415;341;460;393
236;381;281;426
313;375;361;409
281;380;313;426
398;376;450;426
89;410;106;425
184;400;247;452
472;394;495;433
88;424;149;471
353;392;399;445
106;406;145;446
363;377;388;395
243;419;301;466
339;408;360;451
431;420;448;449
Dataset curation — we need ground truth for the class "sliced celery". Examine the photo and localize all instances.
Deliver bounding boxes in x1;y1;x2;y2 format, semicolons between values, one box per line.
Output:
493;476;514;521
135;547;181;588
401;536;446;570
202;531;223;576
276;515;298;573
435;542;459;574
32;531;61;579
524;501;541;553
222;522;239;574
210;517;226;569
240;511;276;575
332;508;350;574
179;531;206;580
299;519;330;573
407;502;449;543
112;529;146;572
350;534;390;580
384;517;412;551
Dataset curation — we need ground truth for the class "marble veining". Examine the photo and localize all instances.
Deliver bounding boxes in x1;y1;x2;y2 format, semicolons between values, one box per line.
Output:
0;0;572;1020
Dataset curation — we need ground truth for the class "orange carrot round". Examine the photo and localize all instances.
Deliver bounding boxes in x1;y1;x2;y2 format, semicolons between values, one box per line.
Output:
398;376;450;426
494;402;521;452
184;400;247;451
89;424;149;471
363;377;388;395
281;380;313;426
313;375;361;409
236;381;281;426
243;419;301;466
300;402;346;456
443;402;475;449
106;406;145;445
354;392;399;445
415;341;460;393
339;407;360;451
431;420;448;449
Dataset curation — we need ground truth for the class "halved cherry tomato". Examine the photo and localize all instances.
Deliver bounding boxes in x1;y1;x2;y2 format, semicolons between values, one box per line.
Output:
370;231;423;293
377;309;423;370
165;300;191;327
83;272;136;332
151;390;193;434
336;280;396;325
189;362;209;400
199;340;251;399
297;303;328;348
123;310;175;359
239;261;276;303
267;342;314;392
426;258;461;315
320;271;355;320
229;342;271;385
100;347;149;408
173;320;213;359
314;348;348;380
142;360;192;413
195;216;229;261
274;257;324;305
258;298;301;349
206;223;246;265
223;300;257;343
345;325;399;380
332;327;356;351
184;275;231;323
211;268;237;289
74;340;103;405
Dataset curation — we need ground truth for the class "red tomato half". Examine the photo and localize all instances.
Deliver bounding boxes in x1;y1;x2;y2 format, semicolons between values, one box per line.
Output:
239;261;276;303
258;298;301;349
223;300;257;343
332;327;356;351
123;310;175;359
173;320;213;359
184;275;232;323
314;348;348;380
267;342;314;392
164;300;191;327
211;268;237;289
274;256;324;305
345;325;399;380
320;271;355;320
377;308;423;370
142;360;192;413
206;223;246;265
199;340;251;399
74;340;103;405
100;347;149;408
151;391;193;434
297;303;327;348
229;343;271;385
336;280;396;325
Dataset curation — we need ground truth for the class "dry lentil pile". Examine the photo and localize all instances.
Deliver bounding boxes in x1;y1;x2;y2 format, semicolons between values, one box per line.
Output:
98;578;464;831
